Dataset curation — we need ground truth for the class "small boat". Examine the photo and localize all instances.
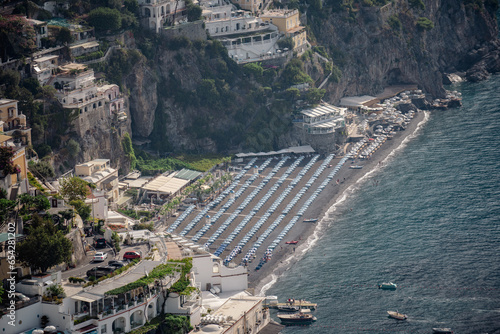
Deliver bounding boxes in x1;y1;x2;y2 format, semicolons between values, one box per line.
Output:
432;328;453;333
387;311;407;320
277;311;316;325
303;218;318;223
378;282;397;290
349;165;363;169
277;304;300;312
285;240;299;244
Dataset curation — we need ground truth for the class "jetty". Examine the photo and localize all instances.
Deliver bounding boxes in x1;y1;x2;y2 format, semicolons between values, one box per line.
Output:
266;299;318;310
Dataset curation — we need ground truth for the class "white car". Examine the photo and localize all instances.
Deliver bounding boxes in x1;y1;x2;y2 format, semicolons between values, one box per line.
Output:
93;252;108;262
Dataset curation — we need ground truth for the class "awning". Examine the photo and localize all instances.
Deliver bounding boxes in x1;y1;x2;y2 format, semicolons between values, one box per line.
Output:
72;293;102;303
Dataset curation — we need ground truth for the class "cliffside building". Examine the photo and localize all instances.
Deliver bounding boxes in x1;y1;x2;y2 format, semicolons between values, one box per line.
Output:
52;63;127;137
75;159;119;205
138;0;187;33
0;99;31;146
260;9;308;55
0;100;31;199
201;0;285;63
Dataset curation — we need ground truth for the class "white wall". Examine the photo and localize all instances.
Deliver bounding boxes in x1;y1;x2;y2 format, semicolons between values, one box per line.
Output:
0;301;42;333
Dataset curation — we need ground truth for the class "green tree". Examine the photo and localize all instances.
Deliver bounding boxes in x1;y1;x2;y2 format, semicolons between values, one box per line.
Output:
387;14;402;31
67;139;81;158
88;7;122;32
59;177;90;202
243;63;263;79
16;216;73;273
122;132;137;170
409;0;425;10
186;0;202;21
70;199;91;222
56;27;74;45
305;88;326;105
28;160;55;180
112;231;121;252
0;199;16;225
277;37;295;50
0;146;20;175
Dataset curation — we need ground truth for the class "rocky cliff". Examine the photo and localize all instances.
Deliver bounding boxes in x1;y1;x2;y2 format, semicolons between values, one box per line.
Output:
312;0;500;101
123;0;499;153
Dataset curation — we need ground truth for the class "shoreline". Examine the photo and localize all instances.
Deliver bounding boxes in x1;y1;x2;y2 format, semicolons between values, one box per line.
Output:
250;110;429;295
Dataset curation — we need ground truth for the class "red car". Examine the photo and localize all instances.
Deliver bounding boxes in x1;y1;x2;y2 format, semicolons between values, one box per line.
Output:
123;251;141;260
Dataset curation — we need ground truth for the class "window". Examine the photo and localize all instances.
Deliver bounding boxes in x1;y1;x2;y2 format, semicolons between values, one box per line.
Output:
101;324;107;333
212;264;219;273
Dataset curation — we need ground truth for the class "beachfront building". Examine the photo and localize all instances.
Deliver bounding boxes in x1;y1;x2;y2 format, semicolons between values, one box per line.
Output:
260;9;308;55
137;0;187;33
140;168;201;202
192;252;248;292
198;294;275;334
301;103;346;135
201;0;283;63
0;260;203;334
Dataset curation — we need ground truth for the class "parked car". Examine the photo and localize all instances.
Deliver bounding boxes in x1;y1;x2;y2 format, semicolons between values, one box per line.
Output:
93;252;108;262
108;260;126;269
123;251;141;260
13;292;30;303
94;236;107;249
86;266;115;279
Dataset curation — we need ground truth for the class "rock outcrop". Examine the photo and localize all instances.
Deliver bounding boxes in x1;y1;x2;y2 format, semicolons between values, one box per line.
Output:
313;0;500;102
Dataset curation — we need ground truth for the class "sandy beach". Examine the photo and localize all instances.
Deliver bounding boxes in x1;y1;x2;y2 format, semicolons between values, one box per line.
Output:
163;109;428;296
249;110;427;294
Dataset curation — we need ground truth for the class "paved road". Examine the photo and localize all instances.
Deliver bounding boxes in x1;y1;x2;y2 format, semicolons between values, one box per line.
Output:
61;243;148;279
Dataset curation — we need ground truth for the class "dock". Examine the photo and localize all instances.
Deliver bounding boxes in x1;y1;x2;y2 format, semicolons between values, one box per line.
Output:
267;300;318;310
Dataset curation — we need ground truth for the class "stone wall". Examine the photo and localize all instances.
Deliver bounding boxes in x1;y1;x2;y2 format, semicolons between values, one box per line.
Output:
161;21;207;41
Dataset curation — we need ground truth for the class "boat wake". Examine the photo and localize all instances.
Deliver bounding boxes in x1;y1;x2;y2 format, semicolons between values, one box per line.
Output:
258;111;430;296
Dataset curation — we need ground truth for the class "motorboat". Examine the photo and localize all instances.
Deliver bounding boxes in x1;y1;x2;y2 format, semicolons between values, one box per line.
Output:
387;311;407;320
432;328;453;333
285;240;298;244
350;165;363;169
303;218;318;223
277;311;316;325
378;282;397;290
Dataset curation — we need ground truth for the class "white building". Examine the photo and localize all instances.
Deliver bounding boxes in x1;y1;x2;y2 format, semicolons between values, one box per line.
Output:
192;252;248;292
51;63;128;136
75;159;119;205
0;260;202;334
31;54;59;85
301;103;346;135
198;294;275;334
201;0;283;63
138;0;187;33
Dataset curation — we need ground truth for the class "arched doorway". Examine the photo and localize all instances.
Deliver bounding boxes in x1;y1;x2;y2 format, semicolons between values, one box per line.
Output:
130;310;144;329
112;316;126;333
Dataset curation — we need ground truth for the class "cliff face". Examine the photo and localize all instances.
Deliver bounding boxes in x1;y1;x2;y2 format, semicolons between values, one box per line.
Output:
123;1;499;153
313;0;500;101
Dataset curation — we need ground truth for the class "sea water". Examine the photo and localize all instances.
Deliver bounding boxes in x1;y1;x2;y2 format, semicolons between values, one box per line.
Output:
265;75;500;333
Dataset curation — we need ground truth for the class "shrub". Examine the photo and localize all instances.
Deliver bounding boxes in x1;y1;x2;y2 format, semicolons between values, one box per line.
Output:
416;17;434;31
387;14;402;31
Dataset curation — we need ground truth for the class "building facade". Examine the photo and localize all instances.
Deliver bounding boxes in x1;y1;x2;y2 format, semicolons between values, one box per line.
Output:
138;0;187;33
260;9;308;55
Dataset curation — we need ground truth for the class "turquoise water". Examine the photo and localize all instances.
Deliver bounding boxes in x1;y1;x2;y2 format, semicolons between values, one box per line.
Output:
266;75;500;333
